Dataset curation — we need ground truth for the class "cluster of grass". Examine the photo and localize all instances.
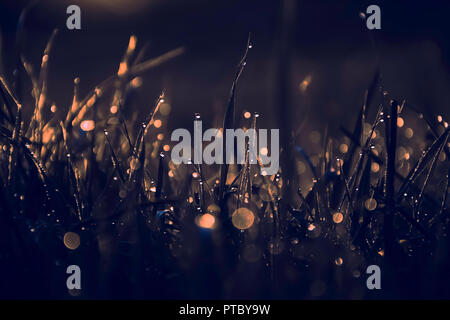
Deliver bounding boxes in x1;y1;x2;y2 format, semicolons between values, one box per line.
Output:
0;28;449;299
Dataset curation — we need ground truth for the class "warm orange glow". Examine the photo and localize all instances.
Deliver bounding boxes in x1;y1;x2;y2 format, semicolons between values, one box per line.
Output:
110;105;118;114
299;75;312;92
63;232;80;250
128;35;137;51
118;62;128;76
339;144;348;153
405;128;414;139
154;119;162;128
130;77;142;88
397;117;404;128
80;120;95;132
244;111;251;119
163;144;170;152
333;212;343;224
197;213;216;229
86;95;96;108
232;208;255;230
371;163;380;173
42;127;55;144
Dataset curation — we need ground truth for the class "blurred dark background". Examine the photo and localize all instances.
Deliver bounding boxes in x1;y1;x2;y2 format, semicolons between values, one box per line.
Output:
1;0;450;300
0;0;449;134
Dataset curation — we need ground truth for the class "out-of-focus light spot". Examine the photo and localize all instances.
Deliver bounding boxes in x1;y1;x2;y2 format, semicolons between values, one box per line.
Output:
365;198;377;211
244;111;251;119
163;144;170;152
339;144;348;153
119;189;127;198
232;208;255;230
154;119;162;128
157;133;164;140
405;128;414;139
110;105;118;114
192;172;199;179
80;120;95;132
50;104;57;113
260;147;268;156
188;196;194;203
168;170;174;178
299;75;312;92
378;250;384;257
207;204;221;215
333;212;343;224
437;115;443;123
371;162;380;173
335;257;343;266
308;224;316;231
160;103;171;116
64;232;80;250
397;117;404;128
197;213;216;229
130;77;142;88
